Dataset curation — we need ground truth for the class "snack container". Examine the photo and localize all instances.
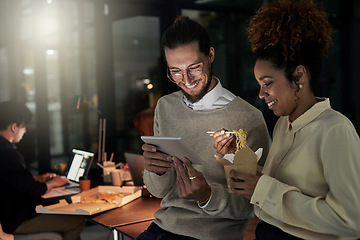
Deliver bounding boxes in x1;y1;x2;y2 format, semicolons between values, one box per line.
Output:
217;148;262;192
36;186;142;215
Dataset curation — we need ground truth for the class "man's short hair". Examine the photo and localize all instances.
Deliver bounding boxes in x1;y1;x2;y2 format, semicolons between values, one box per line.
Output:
0;101;32;130
161;16;212;56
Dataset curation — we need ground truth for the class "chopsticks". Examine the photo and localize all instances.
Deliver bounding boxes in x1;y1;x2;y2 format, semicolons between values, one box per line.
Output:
206;131;236;136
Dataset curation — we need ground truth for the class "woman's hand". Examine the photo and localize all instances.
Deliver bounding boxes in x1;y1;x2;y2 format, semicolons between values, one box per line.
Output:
213;129;236;156
229;170;261;200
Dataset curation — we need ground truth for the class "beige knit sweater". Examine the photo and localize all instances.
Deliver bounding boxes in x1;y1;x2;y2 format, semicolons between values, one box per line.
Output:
144;91;270;240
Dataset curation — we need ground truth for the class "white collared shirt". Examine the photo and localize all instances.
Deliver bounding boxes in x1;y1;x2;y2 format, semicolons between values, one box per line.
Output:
183;77;236;110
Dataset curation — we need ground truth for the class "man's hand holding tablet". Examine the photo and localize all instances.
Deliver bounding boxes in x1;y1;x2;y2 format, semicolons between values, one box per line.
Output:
141;136;205;165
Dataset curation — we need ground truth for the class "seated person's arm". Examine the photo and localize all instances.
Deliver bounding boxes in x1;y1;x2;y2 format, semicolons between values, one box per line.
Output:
44;176;70;193
33;173;57;182
0;223;14;240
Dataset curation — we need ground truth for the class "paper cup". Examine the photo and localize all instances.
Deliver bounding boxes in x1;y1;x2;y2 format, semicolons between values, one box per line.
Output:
103;161;116;175
79;177;91;191
111;169;123;186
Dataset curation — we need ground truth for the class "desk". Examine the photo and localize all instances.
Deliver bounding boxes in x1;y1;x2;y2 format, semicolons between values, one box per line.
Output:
115;220;153;239
91;197;160;229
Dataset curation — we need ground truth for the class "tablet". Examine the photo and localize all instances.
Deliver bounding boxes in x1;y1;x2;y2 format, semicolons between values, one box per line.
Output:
140;136;205;165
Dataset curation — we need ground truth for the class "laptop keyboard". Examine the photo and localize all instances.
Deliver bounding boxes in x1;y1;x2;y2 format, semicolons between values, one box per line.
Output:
42;186;80;199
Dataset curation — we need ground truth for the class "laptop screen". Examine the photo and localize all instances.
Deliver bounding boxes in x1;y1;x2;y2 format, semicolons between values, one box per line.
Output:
66;149;94;182
124;152;144;186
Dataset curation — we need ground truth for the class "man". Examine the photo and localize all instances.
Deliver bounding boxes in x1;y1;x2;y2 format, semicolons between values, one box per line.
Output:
0;101;85;240
137;16;270;240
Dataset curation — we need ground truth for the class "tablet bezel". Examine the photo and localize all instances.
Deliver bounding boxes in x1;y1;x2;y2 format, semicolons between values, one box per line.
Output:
140;136;205;165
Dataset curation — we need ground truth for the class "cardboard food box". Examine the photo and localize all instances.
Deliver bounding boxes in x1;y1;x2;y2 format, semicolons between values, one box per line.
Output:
216;148;262;192
36;186;142;215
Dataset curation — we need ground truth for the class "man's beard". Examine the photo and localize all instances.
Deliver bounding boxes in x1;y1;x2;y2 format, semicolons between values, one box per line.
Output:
180;74;213;103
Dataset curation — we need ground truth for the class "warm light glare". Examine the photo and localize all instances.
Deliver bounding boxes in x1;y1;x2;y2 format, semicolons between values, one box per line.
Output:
104;4;109;16
147;84;154;90
23;69;34;75
46;49;55;55
36;17;57;36
43;18;57;35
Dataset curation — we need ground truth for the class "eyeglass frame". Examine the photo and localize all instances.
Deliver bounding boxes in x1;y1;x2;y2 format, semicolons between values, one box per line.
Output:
167;62;204;83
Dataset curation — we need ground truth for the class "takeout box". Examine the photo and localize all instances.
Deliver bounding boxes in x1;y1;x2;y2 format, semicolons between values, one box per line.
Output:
36;186;142;215
217;148;262;192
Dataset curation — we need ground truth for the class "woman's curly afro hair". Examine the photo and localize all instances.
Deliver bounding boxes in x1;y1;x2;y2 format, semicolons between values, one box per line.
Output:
247;0;333;61
247;0;333;90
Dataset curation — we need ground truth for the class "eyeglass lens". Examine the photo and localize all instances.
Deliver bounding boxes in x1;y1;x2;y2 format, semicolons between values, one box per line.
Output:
169;64;203;81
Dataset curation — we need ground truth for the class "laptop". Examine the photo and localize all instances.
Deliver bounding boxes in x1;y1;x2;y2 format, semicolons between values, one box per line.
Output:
124;152;144;187
65;149;94;187
42;149;94;199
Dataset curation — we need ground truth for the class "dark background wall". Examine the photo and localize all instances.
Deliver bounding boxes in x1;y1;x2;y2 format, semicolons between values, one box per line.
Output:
0;0;358;174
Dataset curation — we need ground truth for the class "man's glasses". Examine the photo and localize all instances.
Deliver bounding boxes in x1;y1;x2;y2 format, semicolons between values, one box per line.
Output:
167;63;204;83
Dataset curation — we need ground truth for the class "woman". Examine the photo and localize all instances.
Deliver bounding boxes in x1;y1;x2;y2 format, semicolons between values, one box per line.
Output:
213;1;360;239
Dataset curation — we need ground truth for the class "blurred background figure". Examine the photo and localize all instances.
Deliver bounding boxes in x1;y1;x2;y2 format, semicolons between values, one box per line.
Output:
0;101;85;240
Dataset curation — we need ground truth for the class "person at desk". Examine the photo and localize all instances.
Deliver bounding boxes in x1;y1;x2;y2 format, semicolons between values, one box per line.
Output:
0;101;85;240
137;16;270;240
214;1;360;239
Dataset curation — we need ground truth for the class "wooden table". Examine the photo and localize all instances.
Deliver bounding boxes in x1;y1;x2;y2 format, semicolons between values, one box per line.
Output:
90;197;161;239
115;220;153;239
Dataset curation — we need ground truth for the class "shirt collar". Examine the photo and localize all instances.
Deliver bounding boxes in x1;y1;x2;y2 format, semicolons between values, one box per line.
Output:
183;77;223;110
286;97;330;133
0;136;16;150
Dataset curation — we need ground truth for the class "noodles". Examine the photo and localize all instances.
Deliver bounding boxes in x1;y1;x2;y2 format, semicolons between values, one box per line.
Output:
234;129;247;154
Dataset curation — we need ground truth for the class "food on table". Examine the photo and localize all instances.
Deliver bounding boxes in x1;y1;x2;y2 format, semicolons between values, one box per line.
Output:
80;192;126;204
